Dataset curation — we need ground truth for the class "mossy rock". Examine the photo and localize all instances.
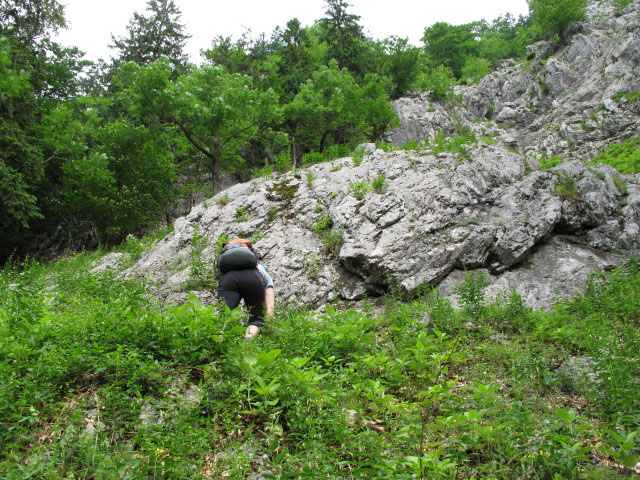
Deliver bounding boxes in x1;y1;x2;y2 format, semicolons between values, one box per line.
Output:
266;178;300;204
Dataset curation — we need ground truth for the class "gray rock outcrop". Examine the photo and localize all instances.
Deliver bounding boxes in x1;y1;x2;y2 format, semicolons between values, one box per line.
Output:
123;0;640;311
388;0;640;163
126;145;638;310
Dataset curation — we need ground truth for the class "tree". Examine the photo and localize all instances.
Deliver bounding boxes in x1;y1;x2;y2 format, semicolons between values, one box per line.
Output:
0;0;65;45
285;61;397;154
528;0;587;45
357;74;401;141
272;18;315;103
0;2;84;259
461;57;491;84
378;37;421;99
422;22;477;78
118;59;282;191
202;29;276;89
413;65;456;101
319;0;367;76
111;0;190;72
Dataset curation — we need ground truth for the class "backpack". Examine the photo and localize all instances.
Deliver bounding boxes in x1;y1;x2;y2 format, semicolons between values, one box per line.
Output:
216;238;258;273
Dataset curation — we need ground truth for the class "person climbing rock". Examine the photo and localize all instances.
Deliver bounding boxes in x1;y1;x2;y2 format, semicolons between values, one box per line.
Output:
216;238;274;340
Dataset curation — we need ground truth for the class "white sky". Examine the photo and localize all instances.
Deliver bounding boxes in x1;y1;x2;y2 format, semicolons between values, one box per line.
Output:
55;0;530;64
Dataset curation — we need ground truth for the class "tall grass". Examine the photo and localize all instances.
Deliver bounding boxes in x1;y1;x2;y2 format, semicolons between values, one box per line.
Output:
1;252;638;478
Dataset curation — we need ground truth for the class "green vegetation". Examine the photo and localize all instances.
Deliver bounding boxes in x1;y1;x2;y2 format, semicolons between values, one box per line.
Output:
480;135;497;145
421;15;535;80
235;206;249;222
184;227;215;290
538;153;567;169
432;129;478;160
1;253;639;478
591;137;640;175
612;91;640;104
348;179;374;200
529;0;588;45
554;171;581;203
413;65;456;101
311;215;343;255
372;174;389;193
614;0;633;14
351;147;366;166
312;215;334;232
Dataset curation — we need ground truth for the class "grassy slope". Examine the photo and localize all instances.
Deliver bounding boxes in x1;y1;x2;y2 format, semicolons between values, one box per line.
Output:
0;249;639;479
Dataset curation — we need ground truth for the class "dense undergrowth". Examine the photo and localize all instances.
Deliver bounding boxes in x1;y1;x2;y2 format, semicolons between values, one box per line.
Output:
1;252;639;479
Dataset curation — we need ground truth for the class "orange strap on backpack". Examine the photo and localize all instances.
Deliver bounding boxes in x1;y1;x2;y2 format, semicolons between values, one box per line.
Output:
224;238;253;250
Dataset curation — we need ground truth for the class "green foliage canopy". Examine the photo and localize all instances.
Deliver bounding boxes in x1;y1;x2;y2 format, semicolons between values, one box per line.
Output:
110;0;190;72
528;0;588;44
118;59;283;190
285;61;398;153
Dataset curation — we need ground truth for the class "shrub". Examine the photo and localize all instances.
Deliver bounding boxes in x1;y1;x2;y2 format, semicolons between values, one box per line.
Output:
302;152;324;166
372;174;388;193
432;129;477;160
274;150;293;172
375;141;396;152
461;57;491;85
216;192;230;206
413;65;456;101
320;228;343;255
312;215;334;231
253;165;274;178
348;179;373;200
590;137;640;174
402;140;424;151
235;206;249;222
538;153;566;169
554;171;581;202
185;227;215;289
352;147;365;166
612;91;640;104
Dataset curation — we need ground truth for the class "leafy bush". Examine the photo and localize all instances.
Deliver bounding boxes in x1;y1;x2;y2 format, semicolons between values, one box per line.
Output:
302;152;324;166
253;165;274;178
413;65;456;101
612;90;640;104
274;150;293;172
402;140;425;151
351;147;365;166
375;141;396;152
461;57;491;84
590;137;640;174
538;153;566;169
554;171;581;202
1;252;639;478
348;179;374;200
372;173;388;193
185;227;215;289
235;206;249;222
312;215;334;231
432;129;478;160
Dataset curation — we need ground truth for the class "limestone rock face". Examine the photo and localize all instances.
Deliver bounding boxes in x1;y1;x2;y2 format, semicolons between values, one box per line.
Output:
125;148;637;310
388;0;640;163
123;0;640;310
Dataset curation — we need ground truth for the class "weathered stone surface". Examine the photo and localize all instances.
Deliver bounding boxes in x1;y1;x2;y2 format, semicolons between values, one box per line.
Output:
392;0;640;165
438;236;623;311
119;0;640;312
124;142;637;310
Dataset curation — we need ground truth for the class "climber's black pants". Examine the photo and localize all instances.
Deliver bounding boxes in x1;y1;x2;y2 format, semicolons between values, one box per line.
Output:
217;269;266;327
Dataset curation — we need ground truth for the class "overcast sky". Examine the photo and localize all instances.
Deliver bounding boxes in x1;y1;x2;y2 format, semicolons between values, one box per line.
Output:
55;0;530;64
